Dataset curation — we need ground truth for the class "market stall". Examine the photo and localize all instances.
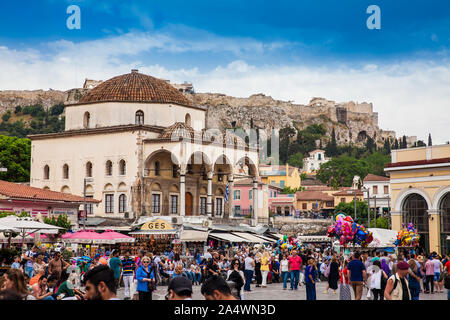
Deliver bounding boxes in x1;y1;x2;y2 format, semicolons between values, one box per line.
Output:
128;219;181;255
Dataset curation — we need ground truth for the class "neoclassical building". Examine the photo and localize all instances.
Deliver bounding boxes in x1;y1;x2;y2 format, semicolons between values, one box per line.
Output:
385;144;450;254
29;70;259;224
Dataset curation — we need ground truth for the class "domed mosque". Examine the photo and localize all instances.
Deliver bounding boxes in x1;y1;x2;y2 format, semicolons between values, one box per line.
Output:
29;70;259;229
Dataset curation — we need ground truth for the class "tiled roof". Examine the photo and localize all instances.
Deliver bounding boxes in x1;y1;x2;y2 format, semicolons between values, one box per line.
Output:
385;157;450;168
332;188;364;196
363;174;390;182
77;70;194;107
295;191;334;201
303;186;334;191
0;180;100;204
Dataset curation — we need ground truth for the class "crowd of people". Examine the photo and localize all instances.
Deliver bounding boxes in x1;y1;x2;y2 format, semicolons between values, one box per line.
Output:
1;243;449;300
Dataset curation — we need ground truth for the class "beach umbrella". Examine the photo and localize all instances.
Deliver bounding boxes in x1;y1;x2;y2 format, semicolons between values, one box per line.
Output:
61;229;105;244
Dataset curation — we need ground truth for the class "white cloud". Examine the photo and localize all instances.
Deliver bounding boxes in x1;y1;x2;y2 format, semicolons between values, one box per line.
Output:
0;31;448;144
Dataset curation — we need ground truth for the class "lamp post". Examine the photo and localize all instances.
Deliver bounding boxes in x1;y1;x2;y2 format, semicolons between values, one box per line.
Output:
361;187;370;228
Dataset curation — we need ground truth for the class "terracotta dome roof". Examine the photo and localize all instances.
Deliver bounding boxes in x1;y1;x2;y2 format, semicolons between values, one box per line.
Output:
78;70;193;107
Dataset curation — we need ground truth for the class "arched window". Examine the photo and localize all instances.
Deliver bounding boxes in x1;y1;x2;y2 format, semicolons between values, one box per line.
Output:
44;165;50;180
185;113;191;126
119;194;127;213
119;160;126;175
83;112;90;128
86;162;93;177
135;110;144;125
155;161;160;176
106;160;113;176
63;164;69;179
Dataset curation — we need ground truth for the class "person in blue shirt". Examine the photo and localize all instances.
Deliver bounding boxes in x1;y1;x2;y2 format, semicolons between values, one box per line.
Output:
407;259;422;300
11;256;21;269
305;258;317;300
347;252;367;300
136;256;155;300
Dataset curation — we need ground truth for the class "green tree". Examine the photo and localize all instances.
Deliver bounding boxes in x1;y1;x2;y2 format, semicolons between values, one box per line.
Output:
14;106;22;114
393;138;399;150
288;152;304;168
417;140;426;147
2;111;11;122
279;127;296;164
402;136;407;148
383;137;391;155
0;135;31;182
361;152;391;177
300;172;307;181
325;128;338;157
49;103;65;116
43;214;71;235
316;155;370;187
428;133;432;146
334;200;369;226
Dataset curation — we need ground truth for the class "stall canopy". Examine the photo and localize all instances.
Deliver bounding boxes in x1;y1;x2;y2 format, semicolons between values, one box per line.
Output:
180;230;209;242
232;232;276;243
209;233;248;243
367;228;397;248
129;218;178;235
61;230;107;244
94;230;135;244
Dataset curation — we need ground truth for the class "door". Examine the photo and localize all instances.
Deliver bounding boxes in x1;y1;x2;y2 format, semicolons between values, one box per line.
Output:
185;192;193;216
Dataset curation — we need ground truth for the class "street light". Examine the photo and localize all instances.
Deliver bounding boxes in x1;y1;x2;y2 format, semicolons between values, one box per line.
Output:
346;189;358;220
361;187;370;228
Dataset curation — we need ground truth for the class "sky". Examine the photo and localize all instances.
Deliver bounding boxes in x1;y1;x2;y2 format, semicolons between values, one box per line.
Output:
0;0;449;143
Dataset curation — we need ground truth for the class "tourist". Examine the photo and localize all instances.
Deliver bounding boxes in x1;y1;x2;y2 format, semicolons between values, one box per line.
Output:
191;260;202;285
260;251;270;288
407;259;422;300
22;246;38;278
244;252;255;292
280;254;290;290
288;250;302;290
327;256;340;294
33;254;47;277
201;275;237;300
29;268;46;286
83;265;118;300
206;252;220;278
304;258;317;300
254;251;262;287
108;249;122;289
369;260;388;300
11;256;21;270
384;260;410;300
0;268;30;300
347;252;367;300
55;270;76;299
166;276;193;300
432;255;443;293
339;259;351;300
121;250;135;300
136;256;155;300
48;251;70;280
271;256;280;283
226;258;245;300
424;256;435;293
31;275;54;300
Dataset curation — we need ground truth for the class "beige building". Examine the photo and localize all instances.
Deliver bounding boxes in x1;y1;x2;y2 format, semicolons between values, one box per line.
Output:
385;144;450;254
29;70;260;225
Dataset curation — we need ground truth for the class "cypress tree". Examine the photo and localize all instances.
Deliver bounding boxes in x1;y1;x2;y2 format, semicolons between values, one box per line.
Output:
394;138;399;150
428;133;432;146
402;136;407;148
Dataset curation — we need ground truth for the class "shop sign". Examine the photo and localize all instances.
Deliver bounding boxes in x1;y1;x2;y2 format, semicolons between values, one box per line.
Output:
141;219;174;231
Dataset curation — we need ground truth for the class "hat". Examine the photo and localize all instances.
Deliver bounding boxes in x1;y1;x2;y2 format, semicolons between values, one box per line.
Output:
168;276;193;295
397;261;409;270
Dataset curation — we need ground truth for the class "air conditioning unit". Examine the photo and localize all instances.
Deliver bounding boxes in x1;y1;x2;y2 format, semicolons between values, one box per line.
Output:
172;216;183;225
202;220;212;228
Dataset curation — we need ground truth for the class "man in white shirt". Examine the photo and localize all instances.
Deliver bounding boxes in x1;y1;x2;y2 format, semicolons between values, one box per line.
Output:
244;252;255;292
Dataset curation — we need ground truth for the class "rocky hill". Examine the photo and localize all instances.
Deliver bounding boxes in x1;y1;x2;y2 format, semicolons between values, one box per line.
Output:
0;85;408;147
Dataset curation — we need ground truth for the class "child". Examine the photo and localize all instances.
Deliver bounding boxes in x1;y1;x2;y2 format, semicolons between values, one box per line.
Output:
11;256;21;269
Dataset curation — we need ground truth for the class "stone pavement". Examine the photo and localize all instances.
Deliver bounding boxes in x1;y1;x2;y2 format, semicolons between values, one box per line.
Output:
116;280;448;300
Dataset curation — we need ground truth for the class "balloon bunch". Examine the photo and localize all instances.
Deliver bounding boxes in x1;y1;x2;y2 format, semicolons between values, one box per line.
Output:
327;212;373;247
394;223;420;247
275;234;302;255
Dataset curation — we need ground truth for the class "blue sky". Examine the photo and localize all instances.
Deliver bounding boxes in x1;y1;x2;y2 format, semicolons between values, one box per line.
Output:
0;0;449;143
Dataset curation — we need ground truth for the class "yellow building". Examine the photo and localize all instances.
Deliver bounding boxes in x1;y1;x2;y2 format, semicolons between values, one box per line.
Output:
385;144;450;254
332;188;364;205
259;164;301;189
295;190;335;213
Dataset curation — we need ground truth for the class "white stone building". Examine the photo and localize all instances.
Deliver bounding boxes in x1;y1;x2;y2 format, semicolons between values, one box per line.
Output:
362;174;391;218
302;149;330;174
29;70;260;225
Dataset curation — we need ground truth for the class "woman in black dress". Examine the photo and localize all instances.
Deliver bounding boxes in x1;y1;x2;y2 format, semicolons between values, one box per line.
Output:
328;256;340;294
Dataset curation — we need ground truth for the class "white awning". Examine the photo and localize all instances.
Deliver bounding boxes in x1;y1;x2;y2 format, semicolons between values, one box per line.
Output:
180;230;209;242
209;233;248;243
232;232;276;243
253;234;277;243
